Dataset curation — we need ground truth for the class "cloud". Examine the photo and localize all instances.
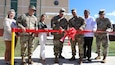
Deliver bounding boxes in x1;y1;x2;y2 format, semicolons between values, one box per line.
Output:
106;11;115;17
110;20;115;24
94;11;115;18
94;14;98;18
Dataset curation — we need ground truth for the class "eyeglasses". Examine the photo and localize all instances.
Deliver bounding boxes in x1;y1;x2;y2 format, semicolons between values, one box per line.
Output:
99;14;105;15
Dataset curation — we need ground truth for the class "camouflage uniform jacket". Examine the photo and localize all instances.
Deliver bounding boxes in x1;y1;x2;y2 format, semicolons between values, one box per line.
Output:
16;13;37;35
51;15;68;39
96;17;112;36
68;16;85;32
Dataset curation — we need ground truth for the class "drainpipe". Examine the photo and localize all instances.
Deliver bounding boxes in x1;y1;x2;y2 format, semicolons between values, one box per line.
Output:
4;0;6;17
40;0;42;16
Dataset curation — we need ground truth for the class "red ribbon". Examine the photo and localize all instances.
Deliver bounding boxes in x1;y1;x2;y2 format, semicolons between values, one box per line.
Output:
12;28;114;34
12;28;114;45
12;28;63;33
60;28;76;45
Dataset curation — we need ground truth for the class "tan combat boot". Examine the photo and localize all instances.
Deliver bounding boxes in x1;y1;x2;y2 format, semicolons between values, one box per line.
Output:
28;56;33;64
54;56;59;63
22;56;27;65
95;56;101;60
101;56;106;63
101;59;106;63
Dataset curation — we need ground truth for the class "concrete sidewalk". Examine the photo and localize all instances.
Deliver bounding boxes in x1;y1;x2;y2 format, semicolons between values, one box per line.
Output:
0;45;115;65
32;45;115;65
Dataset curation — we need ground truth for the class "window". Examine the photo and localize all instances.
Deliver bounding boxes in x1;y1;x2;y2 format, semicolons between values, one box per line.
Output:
30;0;37;16
54;0;59;6
11;0;18;19
30;0;37;7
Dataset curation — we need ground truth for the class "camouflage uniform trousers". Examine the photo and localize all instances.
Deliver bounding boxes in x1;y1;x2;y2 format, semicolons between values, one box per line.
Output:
96;34;109;57
70;34;84;58
53;34;64;57
20;35;35;57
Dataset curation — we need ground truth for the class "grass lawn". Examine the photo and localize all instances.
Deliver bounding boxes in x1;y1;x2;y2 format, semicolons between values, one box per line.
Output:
0;37;21;57
0;37;39;57
0;37;115;57
92;38;115;56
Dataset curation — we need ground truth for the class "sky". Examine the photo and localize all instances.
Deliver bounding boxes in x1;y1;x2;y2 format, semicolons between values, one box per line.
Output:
69;0;115;24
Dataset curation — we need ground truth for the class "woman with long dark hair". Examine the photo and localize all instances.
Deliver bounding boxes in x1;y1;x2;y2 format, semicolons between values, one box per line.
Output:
38;14;48;63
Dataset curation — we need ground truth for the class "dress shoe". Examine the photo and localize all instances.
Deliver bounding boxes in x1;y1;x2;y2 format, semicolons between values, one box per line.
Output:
87;58;92;62
6;61;11;65
41;59;46;63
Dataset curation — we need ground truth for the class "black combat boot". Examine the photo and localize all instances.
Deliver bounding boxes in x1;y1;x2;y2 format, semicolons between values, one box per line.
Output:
59;50;65;59
69;55;76;61
59;55;65;59
87;58;92;62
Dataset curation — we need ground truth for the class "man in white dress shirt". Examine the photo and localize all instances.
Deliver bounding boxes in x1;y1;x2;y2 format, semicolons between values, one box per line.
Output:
83;9;97;62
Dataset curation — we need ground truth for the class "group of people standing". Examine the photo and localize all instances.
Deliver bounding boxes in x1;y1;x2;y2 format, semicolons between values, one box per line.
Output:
51;8;113;65
3;5;113;65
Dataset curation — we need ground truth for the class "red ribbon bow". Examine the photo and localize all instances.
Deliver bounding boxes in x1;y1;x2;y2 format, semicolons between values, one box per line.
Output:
60;27;76;45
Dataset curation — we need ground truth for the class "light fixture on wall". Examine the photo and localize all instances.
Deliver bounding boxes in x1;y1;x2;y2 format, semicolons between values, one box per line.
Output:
54;0;59;6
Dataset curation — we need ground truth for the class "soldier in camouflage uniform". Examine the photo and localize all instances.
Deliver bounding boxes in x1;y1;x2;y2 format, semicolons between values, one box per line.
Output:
68;9;85;64
95;10;113;63
51;8;68;63
16;5;37;65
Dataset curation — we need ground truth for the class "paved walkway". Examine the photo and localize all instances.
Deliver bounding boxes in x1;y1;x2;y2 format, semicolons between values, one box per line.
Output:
0;39;115;65
0;45;115;65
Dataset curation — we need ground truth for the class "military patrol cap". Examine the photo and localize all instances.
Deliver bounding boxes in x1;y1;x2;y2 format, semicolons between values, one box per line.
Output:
60;8;66;12
71;9;77;12
99;9;105;15
29;5;36;11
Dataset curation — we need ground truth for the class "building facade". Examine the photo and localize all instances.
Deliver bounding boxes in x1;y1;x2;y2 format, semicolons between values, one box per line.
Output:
0;0;69;35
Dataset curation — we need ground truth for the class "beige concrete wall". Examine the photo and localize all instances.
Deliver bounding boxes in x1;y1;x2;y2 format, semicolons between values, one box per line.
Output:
38;0;69;30
0;0;11;28
18;0;30;16
39;0;68;14
0;0;69;28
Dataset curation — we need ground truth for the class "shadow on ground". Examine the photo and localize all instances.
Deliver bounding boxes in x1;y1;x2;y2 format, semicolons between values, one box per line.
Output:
0;58;103;65
33;58;79;65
